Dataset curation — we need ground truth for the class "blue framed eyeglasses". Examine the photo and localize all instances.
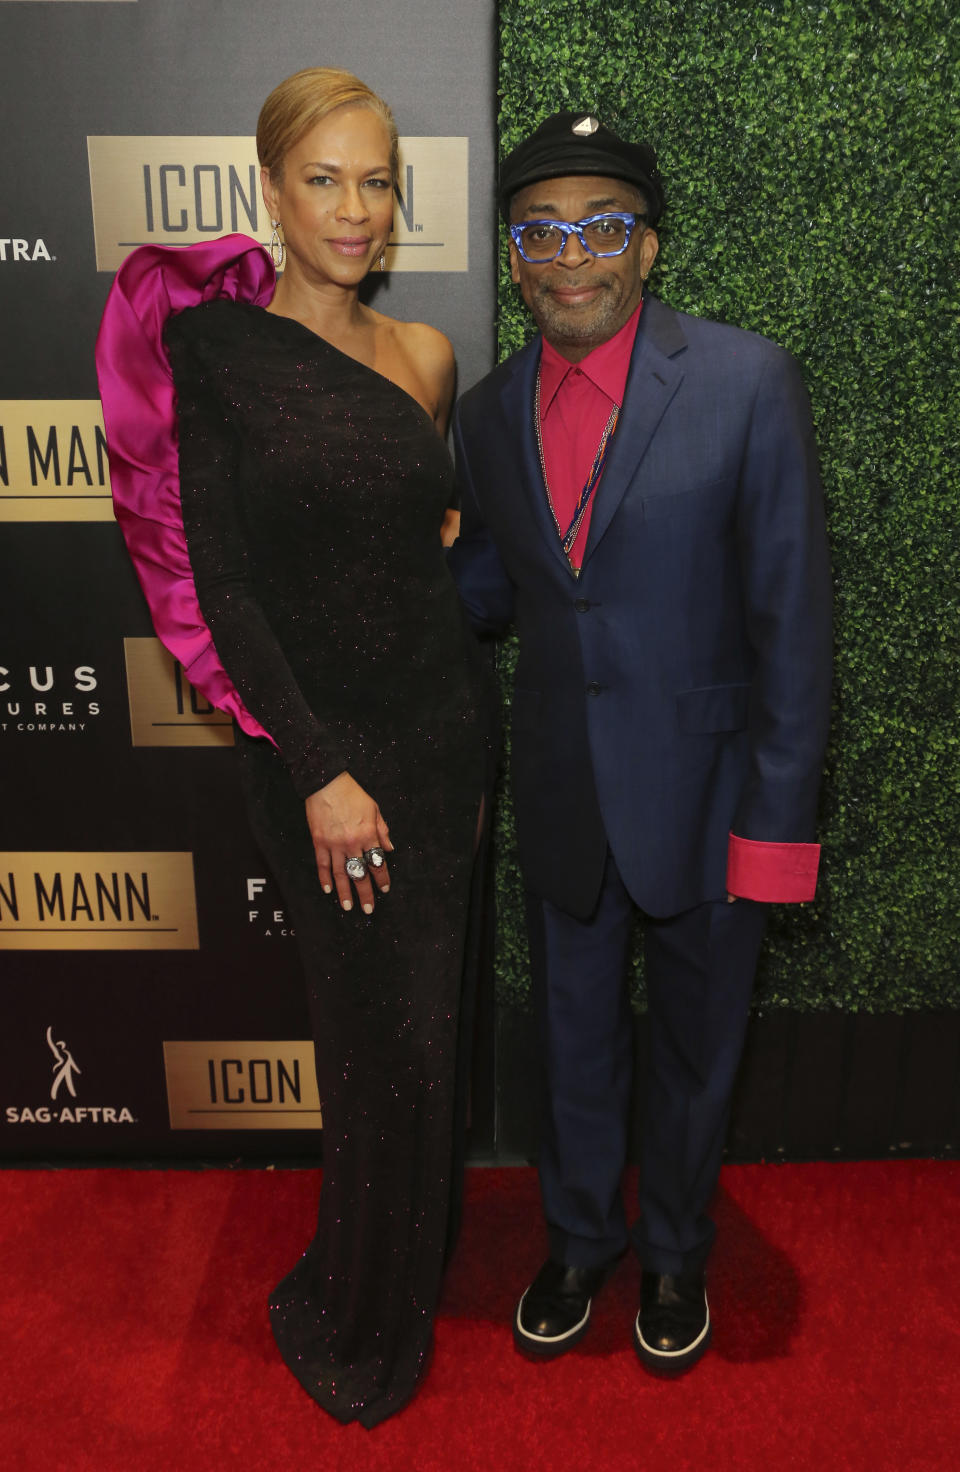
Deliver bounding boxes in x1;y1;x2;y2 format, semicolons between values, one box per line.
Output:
509;211;647;263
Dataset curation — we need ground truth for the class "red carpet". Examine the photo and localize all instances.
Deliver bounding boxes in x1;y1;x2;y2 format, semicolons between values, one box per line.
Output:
2;1161;959;1470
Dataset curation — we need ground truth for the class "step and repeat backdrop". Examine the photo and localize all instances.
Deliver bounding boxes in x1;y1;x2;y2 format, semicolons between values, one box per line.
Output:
0;0;496;1160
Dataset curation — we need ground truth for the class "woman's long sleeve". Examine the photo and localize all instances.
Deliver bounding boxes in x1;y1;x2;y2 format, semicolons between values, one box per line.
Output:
167;321;352;798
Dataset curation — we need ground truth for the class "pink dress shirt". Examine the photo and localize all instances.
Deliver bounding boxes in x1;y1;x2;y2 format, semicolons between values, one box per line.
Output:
538;303;641;569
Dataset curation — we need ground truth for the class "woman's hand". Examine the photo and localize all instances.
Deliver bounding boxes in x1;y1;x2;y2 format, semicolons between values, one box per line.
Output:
304;772;393;914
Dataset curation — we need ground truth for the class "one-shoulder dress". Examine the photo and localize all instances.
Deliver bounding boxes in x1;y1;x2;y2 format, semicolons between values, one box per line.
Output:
162;298;488;1428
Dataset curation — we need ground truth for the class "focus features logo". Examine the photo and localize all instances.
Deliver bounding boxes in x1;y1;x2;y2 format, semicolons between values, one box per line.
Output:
0;663;100;734
247;876;295;939
0;239;53;264
4;1026;136;1127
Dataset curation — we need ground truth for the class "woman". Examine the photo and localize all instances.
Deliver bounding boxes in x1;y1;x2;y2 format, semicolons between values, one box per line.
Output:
97;68;488;1428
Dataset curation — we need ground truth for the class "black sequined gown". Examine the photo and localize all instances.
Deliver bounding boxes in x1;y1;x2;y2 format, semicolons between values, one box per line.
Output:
164;301;488;1428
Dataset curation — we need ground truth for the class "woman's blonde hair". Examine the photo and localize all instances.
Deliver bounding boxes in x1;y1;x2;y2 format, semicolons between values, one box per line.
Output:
257;67;399;184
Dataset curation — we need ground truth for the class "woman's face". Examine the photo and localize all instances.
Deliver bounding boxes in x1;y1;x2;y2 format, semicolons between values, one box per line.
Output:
262;104;394;286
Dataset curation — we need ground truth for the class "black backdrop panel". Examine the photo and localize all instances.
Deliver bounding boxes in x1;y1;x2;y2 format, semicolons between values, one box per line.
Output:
0;0;496;1160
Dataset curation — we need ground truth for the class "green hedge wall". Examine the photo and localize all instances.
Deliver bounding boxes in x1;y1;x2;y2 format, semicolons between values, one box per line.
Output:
493;0;960;1011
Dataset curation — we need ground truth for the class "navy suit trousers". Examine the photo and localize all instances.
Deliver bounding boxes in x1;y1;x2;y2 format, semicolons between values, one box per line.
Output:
526;851;768;1275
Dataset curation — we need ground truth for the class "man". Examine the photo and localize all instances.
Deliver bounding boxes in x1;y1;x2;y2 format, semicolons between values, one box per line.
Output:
448;112;832;1374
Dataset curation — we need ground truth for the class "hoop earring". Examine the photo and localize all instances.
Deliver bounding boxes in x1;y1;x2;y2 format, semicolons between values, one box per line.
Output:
270;221;285;271
379;254;386;272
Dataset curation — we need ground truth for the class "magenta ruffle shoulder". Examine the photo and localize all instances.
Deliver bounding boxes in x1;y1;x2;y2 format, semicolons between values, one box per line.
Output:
95;234;276;741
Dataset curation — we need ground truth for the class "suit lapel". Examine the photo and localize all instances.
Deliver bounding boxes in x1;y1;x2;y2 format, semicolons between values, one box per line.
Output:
496;337;576;579
581;297;687;568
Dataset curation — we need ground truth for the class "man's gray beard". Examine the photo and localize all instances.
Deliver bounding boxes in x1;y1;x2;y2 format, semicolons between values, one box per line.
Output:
531;277;624;348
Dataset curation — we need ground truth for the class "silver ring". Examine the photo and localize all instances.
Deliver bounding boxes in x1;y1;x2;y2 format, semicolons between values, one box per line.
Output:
344;856;367;881
363;847;386;869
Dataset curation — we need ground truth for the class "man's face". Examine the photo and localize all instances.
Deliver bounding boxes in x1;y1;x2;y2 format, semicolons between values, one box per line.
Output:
509;174;659;361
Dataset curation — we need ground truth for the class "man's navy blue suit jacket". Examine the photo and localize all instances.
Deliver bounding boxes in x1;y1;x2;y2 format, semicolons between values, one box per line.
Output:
449;296;833;920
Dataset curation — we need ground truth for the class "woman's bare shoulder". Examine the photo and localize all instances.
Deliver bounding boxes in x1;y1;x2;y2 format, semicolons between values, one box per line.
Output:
372;312;453;366
401;324;455;422
365;310;455;428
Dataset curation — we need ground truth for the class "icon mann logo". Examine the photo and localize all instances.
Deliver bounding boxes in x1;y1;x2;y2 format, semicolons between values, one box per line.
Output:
0;852;199;950
124;637;234;748
0;401;112;522
87;136;468;273
163;1041;322;1131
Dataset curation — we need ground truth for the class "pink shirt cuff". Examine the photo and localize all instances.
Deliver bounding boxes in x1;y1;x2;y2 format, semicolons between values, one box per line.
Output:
726;832;821;903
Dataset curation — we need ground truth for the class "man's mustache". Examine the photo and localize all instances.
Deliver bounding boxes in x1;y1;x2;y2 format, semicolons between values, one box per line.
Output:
535;274;615;297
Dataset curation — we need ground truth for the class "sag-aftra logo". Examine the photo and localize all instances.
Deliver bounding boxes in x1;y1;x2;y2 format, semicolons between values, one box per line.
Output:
5;1026;136;1128
0;238;53;263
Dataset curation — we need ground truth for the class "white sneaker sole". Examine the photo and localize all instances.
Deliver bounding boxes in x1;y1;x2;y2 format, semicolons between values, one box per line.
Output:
634;1295;711;1374
514;1285;592;1355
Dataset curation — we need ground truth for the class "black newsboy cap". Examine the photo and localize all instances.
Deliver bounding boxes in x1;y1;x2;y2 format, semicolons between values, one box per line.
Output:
499;111;664;224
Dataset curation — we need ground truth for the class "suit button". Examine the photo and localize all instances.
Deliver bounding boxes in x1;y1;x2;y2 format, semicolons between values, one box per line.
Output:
586;682;603;696
574;598;591;613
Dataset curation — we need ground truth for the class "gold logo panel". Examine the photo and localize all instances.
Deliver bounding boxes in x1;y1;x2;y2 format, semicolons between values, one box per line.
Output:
87;136;468;272
124;637;234;747
163;1041;322;1130
0;401;113;522
0;852;199;950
